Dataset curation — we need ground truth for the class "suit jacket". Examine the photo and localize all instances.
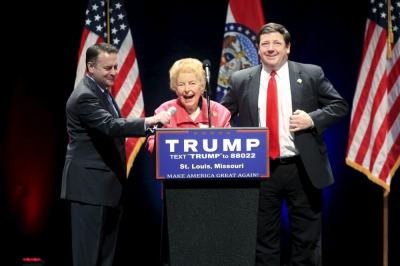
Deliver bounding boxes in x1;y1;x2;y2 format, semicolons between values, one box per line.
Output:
61;75;146;207
221;61;348;189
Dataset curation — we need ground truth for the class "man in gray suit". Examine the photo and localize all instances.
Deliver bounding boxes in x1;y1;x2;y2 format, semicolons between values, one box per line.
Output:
61;43;171;266
221;23;348;266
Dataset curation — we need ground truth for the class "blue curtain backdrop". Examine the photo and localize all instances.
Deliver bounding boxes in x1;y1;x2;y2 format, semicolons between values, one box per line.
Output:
1;0;399;265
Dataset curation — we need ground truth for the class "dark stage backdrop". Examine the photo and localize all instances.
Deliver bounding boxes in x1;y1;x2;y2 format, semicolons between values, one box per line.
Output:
1;0;399;265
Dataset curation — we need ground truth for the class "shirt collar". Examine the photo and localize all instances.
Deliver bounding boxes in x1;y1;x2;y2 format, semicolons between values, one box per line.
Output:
86;74;108;94
262;61;289;78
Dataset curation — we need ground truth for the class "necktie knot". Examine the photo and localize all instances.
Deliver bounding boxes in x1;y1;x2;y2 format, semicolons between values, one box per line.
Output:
270;71;276;77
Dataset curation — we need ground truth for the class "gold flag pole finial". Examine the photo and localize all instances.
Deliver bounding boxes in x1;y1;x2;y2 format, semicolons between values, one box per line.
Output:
387;0;394;58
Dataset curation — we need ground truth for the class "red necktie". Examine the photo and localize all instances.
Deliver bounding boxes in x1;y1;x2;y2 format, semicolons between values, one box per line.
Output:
267;71;280;159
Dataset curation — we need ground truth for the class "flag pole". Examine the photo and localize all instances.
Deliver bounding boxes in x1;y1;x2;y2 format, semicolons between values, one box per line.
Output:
383;2;392;265
387;0;393;58
383;193;388;266
106;0;111;44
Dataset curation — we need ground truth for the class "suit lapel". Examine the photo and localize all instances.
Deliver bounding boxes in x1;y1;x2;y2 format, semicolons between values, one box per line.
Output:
86;76;121;118
288;61;303;111
247;65;262;126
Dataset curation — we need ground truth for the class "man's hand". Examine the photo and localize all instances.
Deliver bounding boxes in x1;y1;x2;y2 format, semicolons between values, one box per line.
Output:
145;110;171;127
289;109;313;132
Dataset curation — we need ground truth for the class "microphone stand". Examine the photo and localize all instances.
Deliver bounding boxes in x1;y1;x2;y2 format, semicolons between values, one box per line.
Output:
205;79;212;128
203;59;212;128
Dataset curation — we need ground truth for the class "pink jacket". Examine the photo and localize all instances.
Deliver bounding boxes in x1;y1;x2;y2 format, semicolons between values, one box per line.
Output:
146;97;231;153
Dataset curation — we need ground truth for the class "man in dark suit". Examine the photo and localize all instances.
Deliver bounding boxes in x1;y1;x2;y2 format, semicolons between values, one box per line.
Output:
61;43;171;266
221;23;348;266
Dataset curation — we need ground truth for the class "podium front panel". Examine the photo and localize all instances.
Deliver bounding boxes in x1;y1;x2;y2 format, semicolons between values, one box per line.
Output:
164;180;259;266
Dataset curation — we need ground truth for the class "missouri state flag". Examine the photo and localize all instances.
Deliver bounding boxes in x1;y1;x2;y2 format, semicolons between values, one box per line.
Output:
216;0;265;101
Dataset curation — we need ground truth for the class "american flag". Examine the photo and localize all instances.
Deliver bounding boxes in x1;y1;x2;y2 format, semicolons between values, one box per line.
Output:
216;0;265;102
346;0;400;194
75;0;145;175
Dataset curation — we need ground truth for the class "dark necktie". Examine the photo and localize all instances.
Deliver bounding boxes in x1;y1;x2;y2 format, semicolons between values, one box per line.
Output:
104;89;120;118
266;71;280;159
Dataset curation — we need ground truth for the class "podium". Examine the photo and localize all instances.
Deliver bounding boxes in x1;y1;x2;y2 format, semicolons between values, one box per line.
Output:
155;128;269;266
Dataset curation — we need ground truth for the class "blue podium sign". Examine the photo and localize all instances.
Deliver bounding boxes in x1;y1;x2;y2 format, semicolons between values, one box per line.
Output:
155;128;269;180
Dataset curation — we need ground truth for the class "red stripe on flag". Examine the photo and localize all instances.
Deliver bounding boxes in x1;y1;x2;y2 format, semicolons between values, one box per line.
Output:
112;46;135;96
360;21;376;63
125;110;145;159
379;134;400;182
347;31;387;149
354;72;387;163
369;61;400;171
125;109;146;172
369;114;388;170
120;78;142;117
77;29;91;62
78;33;104;58
370;97;400;174
388;57;400;92
111;45;142;118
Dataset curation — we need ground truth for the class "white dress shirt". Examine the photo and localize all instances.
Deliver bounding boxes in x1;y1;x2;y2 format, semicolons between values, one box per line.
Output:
258;62;298;157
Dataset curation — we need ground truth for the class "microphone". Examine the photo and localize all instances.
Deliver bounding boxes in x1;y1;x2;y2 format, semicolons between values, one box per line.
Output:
203;59;211;84
150;106;176;132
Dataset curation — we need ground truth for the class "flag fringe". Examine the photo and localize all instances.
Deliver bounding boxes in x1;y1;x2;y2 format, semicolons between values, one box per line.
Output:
345;158;393;195
126;137;146;177
389;156;400;181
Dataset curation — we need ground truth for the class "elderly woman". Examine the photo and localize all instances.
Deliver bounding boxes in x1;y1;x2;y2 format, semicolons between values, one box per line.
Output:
146;58;231;153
